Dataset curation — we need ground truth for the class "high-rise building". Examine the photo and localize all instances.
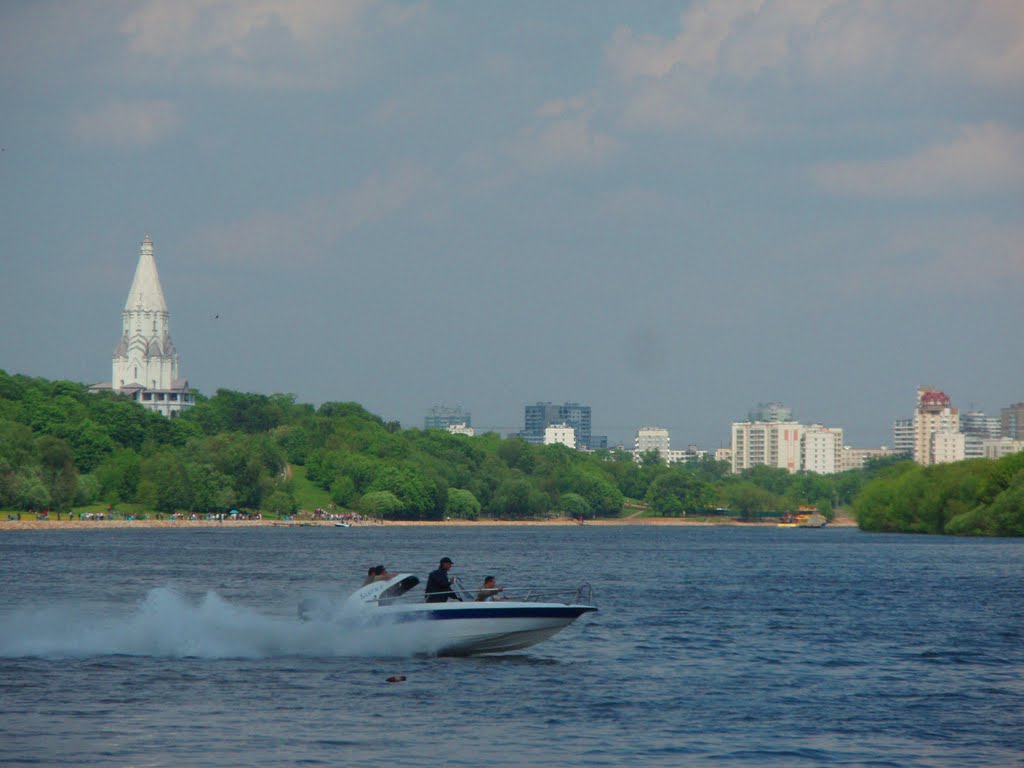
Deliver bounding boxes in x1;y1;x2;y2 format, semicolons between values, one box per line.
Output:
731;421;803;473
544;424;576;448
912;386;962;465
961;410;1000;439
748;402;792;422
961;411;1000;458
981;437;1024;459
425;404;472;431
892;418;914;457
519;402;605;450
89;235;193;417
732;421;842;474
634;427;670;462
1001;403;1024;440
839;446;897;472
932;430;967;464
668;445;708;464
802;425;844;474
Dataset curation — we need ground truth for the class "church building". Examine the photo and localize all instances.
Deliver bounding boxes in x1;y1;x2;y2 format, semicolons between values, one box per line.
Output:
89;235;194;417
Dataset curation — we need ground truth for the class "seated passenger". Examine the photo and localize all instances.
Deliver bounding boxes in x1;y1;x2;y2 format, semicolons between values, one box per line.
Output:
362;566;377;586
362;564;392;586
476;575;504;602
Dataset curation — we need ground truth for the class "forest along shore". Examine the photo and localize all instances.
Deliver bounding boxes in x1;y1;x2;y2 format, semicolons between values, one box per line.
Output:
0;513;859;531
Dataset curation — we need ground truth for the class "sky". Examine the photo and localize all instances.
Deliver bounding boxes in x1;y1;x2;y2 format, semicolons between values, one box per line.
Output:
1;1;1022;450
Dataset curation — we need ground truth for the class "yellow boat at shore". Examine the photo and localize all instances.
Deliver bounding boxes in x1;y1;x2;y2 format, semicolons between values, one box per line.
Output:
778;508;828;528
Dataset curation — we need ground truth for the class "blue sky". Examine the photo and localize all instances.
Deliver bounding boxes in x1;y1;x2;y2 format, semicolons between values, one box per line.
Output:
1;1;1022;448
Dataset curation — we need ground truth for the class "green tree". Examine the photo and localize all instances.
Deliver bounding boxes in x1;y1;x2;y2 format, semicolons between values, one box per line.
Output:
447;488;481;520
144;453;191;513
330;475;358;507
37;435;78;510
263;489;297;516
67;419;116;473
368;466;436;519
94;449;142;505
645;471;714;516
358;490;403;518
559;468;624;517
75;473;101;506
722;481;784;519
558;492;591;519
488;477;547;519
14;470;50;510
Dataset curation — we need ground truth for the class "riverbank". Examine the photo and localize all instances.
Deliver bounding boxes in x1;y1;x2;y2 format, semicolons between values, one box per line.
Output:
0;513;859;531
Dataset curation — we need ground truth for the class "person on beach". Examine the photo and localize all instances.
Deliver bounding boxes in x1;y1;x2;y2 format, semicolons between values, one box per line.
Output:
425;557;461;602
476;575;504;602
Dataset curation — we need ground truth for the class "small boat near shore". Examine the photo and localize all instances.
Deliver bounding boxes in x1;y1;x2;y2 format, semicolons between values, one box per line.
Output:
300;572;596;655
778;506;828;528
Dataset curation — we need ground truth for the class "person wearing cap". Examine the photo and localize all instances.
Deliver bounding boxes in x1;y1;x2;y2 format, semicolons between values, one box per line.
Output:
425;557;462;602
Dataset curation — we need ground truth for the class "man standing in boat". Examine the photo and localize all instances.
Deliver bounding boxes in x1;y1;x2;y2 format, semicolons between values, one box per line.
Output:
425;557;462;602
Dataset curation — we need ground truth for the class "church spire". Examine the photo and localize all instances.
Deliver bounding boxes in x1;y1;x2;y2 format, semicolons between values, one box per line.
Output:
123;234;168;313
91;234;192;417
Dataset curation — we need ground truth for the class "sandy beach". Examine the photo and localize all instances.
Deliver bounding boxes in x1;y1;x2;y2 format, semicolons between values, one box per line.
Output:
0;513;858;531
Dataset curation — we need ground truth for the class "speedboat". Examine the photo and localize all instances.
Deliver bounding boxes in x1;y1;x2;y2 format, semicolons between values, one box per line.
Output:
301;573;596;656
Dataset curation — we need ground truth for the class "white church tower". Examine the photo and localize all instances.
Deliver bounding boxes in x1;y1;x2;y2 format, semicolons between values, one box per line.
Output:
92;235;193;417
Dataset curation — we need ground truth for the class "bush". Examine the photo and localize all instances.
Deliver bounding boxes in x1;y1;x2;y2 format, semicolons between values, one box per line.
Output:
558;492;591;519
447;488;481;520
330;475;357;507
357;490;403;518
263;489;297;516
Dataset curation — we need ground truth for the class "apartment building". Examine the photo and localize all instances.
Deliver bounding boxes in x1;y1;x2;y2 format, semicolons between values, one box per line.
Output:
544;424;576;448
912;387;962;465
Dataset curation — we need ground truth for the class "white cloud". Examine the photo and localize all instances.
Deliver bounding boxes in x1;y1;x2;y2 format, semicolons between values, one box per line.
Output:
812;123;1024;198
842;217;1024;298
72;100;182;147
121;0;369;57
195;165;436;266
118;0;411;89
606;0;798;80
604;1;1024;132
510;104;619;174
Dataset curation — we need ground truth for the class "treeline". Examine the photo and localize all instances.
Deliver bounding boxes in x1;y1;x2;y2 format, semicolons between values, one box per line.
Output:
854;453;1024;536
0;370;899;522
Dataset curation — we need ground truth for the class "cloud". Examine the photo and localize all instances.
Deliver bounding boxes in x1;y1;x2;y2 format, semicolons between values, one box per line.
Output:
194;165;437;267
71;100;182;147
841;217;1024;298
118;0;410;89
603;1;1024;132
121;0;369;57
515;111;620;173
812;123;1024;198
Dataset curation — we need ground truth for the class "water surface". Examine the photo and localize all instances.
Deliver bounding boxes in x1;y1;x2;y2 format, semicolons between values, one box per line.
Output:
1;526;1020;767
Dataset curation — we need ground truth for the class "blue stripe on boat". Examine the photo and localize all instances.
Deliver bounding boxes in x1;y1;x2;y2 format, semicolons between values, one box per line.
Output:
426;606;595;620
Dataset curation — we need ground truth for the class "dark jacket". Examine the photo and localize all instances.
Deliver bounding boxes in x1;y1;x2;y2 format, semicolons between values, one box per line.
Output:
425;568;459;602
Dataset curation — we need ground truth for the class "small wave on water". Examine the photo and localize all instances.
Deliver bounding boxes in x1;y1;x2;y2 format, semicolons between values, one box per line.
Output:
0;587;433;659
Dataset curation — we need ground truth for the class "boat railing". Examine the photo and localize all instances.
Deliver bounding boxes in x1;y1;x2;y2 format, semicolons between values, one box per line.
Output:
447;577;595;607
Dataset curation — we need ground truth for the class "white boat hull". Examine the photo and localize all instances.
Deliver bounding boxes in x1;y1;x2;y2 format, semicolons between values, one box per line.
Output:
302;574;597;655
372;603;596;655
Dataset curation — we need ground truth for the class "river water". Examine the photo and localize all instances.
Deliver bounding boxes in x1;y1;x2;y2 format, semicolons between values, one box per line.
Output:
0;525;1021;767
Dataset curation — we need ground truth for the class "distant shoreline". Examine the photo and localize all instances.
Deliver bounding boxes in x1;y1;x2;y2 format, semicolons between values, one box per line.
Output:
0;515;859;531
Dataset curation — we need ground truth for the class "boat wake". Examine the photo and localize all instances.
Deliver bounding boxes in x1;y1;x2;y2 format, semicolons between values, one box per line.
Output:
0;587;439;660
